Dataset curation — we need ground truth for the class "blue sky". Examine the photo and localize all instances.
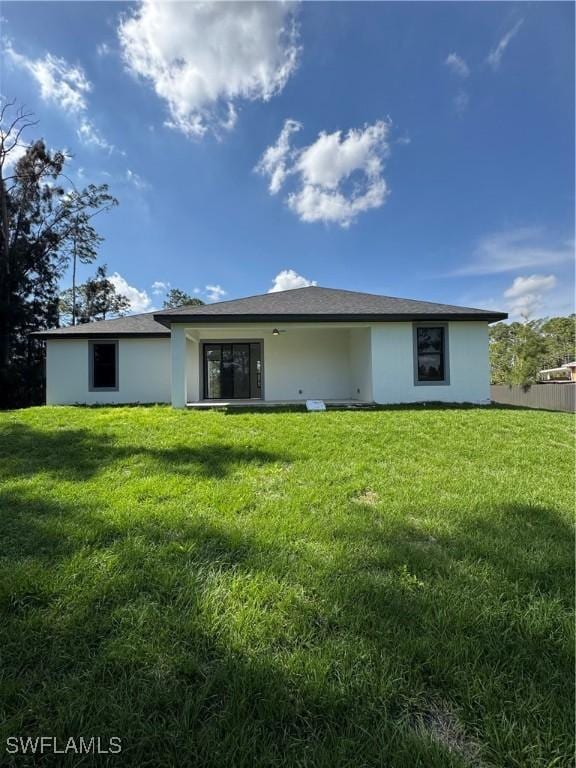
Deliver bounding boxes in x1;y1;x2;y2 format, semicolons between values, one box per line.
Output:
3;1;574;319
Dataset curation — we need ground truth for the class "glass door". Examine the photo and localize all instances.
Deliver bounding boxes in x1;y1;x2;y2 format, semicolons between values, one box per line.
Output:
203;342;262;399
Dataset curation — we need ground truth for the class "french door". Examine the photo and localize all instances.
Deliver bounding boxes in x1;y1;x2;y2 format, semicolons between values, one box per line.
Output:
203;342;262;400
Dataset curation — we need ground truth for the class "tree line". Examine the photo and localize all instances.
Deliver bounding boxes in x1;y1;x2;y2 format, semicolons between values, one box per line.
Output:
490;316;575;386
0;103;202;409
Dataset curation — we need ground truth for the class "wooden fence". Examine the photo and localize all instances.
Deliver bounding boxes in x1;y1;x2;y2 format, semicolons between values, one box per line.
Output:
491;383;576;413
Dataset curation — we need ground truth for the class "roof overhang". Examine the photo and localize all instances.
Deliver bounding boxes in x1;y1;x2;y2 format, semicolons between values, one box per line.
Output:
31;331;170;340
153;312;508;327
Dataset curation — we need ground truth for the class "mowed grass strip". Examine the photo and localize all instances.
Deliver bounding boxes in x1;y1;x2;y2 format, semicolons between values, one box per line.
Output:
0;405;573;768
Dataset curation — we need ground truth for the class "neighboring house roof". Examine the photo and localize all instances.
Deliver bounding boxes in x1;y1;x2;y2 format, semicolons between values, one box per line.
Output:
32;286;507;339
539;362;576;374
32;311;170;340
539;367;570;374
154;286;507;325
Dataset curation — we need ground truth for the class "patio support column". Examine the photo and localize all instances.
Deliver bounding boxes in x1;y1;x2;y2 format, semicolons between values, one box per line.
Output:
171;324;187;408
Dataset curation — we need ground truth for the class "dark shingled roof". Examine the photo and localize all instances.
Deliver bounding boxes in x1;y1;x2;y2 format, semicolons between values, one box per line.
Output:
154;286;507;325
31;311;170;339
32;287;507;338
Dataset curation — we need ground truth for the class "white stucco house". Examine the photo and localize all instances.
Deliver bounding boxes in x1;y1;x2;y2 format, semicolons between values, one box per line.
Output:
33;286;507;407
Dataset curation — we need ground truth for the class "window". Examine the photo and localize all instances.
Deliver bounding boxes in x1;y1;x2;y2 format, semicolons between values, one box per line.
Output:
89;341;118;390
414;325;449;384
202;341;262;400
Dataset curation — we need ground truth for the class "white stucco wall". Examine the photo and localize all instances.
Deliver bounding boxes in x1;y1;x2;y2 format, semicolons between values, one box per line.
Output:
348;327;373;402
370;321;491;404
46;338;171;405
45;321;491;406
265;328;352;400
186;337;199;403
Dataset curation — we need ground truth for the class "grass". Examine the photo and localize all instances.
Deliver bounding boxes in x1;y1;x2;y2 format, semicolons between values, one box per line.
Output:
0;404;573;768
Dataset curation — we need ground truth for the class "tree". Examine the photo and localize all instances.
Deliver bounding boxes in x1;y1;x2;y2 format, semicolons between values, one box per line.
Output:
489;322;516;384
490;315;573;386
0;101;118;407
59;265;130;325
509;321;547;387
540;315;575;369
163;288;205;309
60;186;117;324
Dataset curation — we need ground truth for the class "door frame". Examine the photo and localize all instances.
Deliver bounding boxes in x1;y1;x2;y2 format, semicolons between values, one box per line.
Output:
199;339;265;400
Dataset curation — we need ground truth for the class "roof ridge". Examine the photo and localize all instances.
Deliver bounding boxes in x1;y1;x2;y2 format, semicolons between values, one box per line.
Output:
154;285;494;316
158;284;325;315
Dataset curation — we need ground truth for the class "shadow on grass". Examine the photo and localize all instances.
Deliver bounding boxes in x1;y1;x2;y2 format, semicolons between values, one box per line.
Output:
0;421;289;481
0;464;573;767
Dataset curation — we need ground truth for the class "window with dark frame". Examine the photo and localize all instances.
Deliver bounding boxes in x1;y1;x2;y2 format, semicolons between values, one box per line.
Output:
415;326;446;383
202;342;262;400
91;341;117;389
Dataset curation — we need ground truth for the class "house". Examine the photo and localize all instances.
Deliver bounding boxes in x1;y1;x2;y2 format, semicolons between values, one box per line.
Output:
33;286;507;407
538;362;576;382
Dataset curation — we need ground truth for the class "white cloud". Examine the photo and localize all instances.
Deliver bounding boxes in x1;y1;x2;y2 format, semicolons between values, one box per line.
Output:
77;118;114;152
125;169;148;189
295;123;388;189
118;0;300;138
188;284;226;301
444;53;469;115
454;228;574;276
256;118;302;194
268;269;317;293
1;140;29;171
256;119;392;227
459;274;573;322
5;44;90;112
445;52;470;78
504;274;557;300
288;181;387;227
205;284;227;302
151;280;169;295
5;42;115;152
109;272;153;313
96;42;112;57
453;89;469;115
504;274;557;319
487;19;524;71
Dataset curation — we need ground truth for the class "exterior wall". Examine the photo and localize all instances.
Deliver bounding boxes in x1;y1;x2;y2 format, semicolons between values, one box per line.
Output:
370;321;491;404
265;328;352;400
348;327;373;402
186;337;199;403
186;325;354;401
46;338;171;405
45;321;492;406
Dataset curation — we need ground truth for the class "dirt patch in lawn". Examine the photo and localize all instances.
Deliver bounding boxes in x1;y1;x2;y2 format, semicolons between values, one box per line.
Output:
413;701;484;766
408;534;440;549
351;489;379;506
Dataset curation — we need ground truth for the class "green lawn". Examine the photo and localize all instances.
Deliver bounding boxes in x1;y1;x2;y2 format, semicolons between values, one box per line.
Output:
0;405;573;767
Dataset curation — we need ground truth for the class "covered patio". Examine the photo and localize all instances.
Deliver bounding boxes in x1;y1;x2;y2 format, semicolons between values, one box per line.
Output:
169;323;374;408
